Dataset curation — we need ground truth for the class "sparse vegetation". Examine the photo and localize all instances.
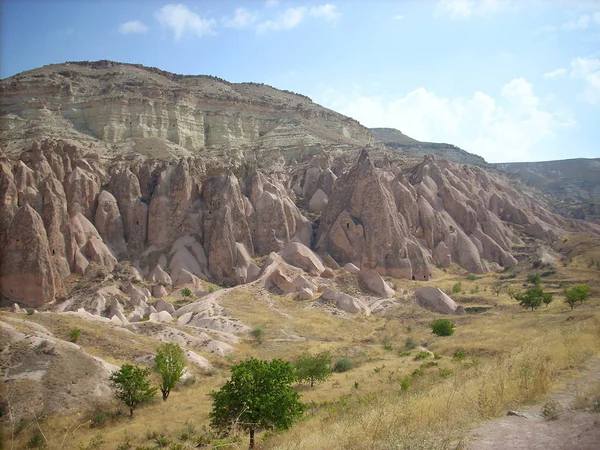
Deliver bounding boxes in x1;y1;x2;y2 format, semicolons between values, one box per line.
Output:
452;282;462;294
541;399;561;420
491;282;505;296
180;287;193;298
431;319;456;336
515;286;552;311
467;273;478;281
527;273;542;286
564;284;590;310
414;351;431;360
404;336;417;350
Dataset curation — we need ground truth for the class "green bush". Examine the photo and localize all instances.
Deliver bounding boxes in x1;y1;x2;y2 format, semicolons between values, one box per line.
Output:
400;376;411;391
404;337;417;350
397;351;411;357
527;274;542;285
452;350;467;360
382;337;393;351
414;351;430;360
467;273;478;281
250;326;265;345
452;282;462;294
69;328;81;343
431;319;455;336
180;287;193;298
333;357;352;373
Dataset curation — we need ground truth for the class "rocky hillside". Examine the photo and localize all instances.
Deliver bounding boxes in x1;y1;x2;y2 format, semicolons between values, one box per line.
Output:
370;127;489;167
1;61;599;311
495;158;600;222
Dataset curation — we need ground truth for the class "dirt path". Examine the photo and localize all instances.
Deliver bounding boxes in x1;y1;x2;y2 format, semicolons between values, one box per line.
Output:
467;359;600;450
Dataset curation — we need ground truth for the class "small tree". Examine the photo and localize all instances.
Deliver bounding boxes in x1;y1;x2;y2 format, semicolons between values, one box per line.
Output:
491;282;505;297
431;319;455;336
250;326;265;345
564;284;590;309
506;285;517;300
515;286;551;311
155;343;186;401
109;365;157;417
294;352;332;387
210;358;304;449
527;274;541;286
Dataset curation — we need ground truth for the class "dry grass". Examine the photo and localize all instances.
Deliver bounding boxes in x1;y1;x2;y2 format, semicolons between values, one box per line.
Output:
3;231;600;449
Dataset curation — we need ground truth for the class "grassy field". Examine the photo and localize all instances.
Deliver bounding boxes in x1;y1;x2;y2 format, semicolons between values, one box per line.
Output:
2;233;600;449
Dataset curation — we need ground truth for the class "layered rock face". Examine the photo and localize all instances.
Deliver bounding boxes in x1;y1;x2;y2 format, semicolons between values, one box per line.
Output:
1;61;598;308
1;60;372;153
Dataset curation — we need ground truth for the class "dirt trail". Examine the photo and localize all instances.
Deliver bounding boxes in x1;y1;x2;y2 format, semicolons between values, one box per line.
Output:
467;359;600;449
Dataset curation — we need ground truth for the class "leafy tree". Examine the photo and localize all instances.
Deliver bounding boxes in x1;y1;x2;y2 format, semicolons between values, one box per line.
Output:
431;319;455;336
294;352;332;387
210;358;304;449
109;365;157;417
155;343;186;401
564;284;590;310
491;282;505;297
514;286;552;311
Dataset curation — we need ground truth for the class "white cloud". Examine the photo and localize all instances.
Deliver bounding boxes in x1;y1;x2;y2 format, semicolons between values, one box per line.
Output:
257;6;306;33
256;3;340;33
543;68;566;79
563;12;600;31
434;0;511;20
224;7;257;29
265;0;279;7
309;4;340;23
324;78;574;163
393;14;405;20
118;20;148;34
155;4;216;40
570;56;600;104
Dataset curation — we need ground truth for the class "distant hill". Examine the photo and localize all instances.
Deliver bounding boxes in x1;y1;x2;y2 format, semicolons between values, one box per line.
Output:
495;158;600;222
369;127;489;167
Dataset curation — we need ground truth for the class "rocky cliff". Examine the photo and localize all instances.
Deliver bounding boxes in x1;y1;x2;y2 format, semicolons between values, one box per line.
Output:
1;61;598;308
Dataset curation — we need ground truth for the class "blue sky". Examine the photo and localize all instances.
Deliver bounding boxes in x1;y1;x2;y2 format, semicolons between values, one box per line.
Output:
1;0;599;163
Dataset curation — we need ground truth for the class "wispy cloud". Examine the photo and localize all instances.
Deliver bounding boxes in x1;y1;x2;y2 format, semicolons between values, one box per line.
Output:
118;20;148;34
309;4;340;23
256;3;340;34
571;56;600;104
223;7;257;29
544;68;566;80
434;0;512;20
155;4;216;40
265;0;279;7
393;14;405;21
562;12;600;31
257;6;306;33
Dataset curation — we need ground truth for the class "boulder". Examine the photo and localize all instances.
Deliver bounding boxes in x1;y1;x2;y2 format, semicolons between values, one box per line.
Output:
268;268;296;294
358;269;395;298
308;189;328;212
147;264;172;285
296;288;313;300
9;303;24;313
320;268;336;278
280;241;325;275
149;311;173;323
344;263;361;273
246;262;261;282
152;284;168;298
414;286;465;314
321;288;370;315
155;298;176;315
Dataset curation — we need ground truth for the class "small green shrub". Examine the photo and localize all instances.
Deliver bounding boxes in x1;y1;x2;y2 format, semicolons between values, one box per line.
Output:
400;376;411;391
397;350;411;357
431;319;455;336
439;368;453;378
27;432;46;449
527;273;541;285
382;338;393;351
433;353;442;360
414;351;431;360
69;328;81;343
180;287;193;298
452;282;462;294
333;357;352;373
250;326;265;345
420;361;438;368
404;337;417;350
453;350;467;360
411;369;424;377
467;273;478;281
